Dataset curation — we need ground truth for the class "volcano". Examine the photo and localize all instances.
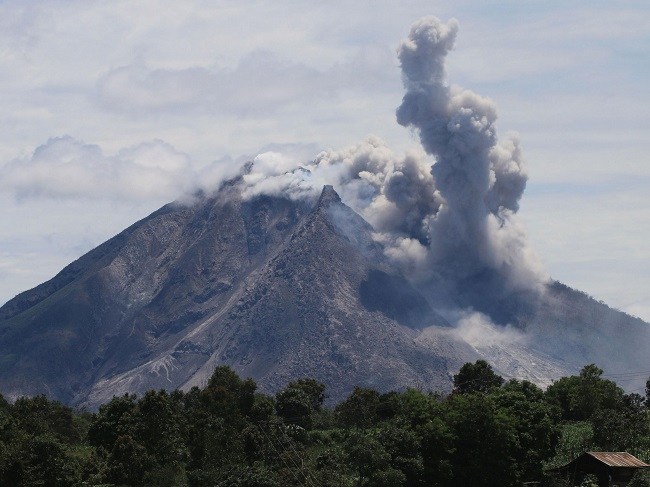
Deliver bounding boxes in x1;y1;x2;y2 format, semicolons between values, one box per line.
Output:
1;181;648;408
2;16;649;407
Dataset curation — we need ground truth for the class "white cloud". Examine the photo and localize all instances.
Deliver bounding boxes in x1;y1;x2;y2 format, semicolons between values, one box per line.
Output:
1;135;227;202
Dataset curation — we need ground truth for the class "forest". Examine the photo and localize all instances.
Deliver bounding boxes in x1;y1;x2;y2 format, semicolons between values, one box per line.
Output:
0;361;649;487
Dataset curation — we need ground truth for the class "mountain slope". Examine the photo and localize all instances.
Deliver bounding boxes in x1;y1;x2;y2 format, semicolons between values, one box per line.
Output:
84;185;461;406
0;184;461;407
0;180;311;403
1;183;648;407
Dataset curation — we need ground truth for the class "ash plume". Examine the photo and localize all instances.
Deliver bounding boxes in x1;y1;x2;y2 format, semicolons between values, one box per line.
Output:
396;16;546;298
241;16;548;323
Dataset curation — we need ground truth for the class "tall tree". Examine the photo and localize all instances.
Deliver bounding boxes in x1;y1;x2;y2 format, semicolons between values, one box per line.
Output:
546;364;623;421
453;360;504;394
275;379;325;429
446;393;520;487
493;380;560;481
87;393;137;451
335;387;381;429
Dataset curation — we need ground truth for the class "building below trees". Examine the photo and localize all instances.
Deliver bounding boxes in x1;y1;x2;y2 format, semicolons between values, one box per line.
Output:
549;451;649;487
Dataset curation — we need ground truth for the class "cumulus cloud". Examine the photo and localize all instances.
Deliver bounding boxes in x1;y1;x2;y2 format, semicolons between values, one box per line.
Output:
1;136;231;202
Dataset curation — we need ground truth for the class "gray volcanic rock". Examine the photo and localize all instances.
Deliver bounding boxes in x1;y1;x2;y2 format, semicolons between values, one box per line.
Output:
83;184;455;407
1;182;649;407
0;180;309;404
0;183;456;407
525;282;650;379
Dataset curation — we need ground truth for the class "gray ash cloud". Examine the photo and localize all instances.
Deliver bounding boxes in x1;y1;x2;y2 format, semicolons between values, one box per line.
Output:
240;16;548;323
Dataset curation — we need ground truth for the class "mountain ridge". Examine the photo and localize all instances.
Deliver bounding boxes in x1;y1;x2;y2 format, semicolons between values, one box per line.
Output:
1;182;648;408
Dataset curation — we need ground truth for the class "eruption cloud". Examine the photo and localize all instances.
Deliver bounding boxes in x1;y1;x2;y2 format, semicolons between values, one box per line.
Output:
396;17;546;298
241;16;548;323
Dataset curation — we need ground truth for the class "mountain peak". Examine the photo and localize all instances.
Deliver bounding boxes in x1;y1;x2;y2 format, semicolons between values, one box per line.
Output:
317;184;341;208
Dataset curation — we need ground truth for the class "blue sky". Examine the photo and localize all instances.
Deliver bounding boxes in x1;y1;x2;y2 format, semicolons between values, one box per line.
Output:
1;0;649;320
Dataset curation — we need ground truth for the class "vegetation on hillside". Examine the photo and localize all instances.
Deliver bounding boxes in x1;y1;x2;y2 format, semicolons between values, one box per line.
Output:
0;362;649;486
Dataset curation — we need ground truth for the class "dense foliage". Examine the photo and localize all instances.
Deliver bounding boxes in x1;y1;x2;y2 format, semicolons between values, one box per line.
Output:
0;362;648;486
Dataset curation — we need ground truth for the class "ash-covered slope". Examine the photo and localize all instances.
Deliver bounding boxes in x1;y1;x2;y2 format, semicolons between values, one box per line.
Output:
0;180;310;404
0;183;467;407
1;182;649;407
525;282;650;380
84;185;458;407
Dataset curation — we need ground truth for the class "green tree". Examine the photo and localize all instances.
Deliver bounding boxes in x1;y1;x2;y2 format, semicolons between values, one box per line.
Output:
289;379;325;410
419;417;454;487
20;435;80;487
314;447;350;487
203;366;257;420
579;473;599;487
185;367;257;482
492;380;560;481
376;423;423;485
545;422;594;469
344;431;391;486
388;389;442;429
250;394;275;423
11;395;81;444
630;469;650;487
0;400;33;485
132;390;187;467
87;393;137;451
275;379;325;429
592;393;650;453
453;360;504;394
367;467;406;487
446;393;520;487
106;434;152;486
546;364;624;421
335;387;380;429
218;464;280;487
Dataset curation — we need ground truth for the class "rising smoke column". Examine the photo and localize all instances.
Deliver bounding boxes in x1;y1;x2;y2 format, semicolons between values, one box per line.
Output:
396;17;547;307
240;16;547;322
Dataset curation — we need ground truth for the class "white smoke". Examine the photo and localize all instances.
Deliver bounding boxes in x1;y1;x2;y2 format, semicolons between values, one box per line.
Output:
453;310;527;348
242;136;441;244
240;16;548;320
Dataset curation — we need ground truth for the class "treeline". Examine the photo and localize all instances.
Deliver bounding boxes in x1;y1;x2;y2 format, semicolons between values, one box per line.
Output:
0;362;649;487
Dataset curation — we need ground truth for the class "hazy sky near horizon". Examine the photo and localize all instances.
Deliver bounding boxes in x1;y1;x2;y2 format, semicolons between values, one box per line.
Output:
1;1;649;321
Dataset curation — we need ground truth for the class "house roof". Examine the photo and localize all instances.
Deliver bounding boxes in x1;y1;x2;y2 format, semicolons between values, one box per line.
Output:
548;452;650;472
586;452;649;468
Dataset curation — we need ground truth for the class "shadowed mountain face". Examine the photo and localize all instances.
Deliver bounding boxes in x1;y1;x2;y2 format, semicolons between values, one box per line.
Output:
1;183;649;407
